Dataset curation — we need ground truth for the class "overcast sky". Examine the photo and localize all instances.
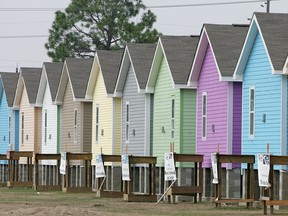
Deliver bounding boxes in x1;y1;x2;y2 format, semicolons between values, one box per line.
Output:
0;0;287;72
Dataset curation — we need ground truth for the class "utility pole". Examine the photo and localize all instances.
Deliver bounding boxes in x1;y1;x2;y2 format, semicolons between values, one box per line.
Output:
266;0;270;13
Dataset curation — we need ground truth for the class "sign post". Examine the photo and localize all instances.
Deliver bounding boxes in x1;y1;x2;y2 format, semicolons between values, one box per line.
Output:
157;152;177;204
60;152;67;175
257;153;270;188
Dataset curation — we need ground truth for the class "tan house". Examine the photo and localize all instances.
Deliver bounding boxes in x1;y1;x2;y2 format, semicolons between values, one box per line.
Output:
13;68;42;157
55;58;93;154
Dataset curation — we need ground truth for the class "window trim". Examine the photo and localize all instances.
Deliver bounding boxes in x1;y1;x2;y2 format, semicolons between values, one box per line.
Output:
8;115;11;145
171;98;175;139
44;110;47;145
21;112;24;145
202;92;207;140
74;109;78;143
95;104;99;144
125;101;130;144
249;86;255;138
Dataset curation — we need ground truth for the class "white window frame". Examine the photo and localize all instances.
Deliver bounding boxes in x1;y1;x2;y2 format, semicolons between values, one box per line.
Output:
171;98;175;139
202;92;207;140
125;101;130;143
74;109;78;143
8;115;11;145
44;110;47;145
249;86;255;138
21;112;24;145
95;104;99;144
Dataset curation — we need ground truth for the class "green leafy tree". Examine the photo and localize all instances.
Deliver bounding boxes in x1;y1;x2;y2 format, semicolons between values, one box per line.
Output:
45;0;160;62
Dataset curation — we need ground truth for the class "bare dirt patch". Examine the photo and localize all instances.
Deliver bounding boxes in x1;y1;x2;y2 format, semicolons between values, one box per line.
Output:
0;187;287;215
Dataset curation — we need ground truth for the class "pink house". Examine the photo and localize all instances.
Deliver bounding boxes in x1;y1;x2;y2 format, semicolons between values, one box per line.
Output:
188;24;248;168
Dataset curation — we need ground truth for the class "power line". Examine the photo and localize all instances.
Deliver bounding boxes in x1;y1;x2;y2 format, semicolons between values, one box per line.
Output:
147;0;280;9
0;8;64;11
0;35;48;39
0;0;280;11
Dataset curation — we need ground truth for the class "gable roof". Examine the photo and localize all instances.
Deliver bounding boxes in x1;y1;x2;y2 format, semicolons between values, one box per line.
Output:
115;43;155;95
86;50;123;99
97;50;123;94
146;35;199;92
65;58;93;99
127;43;156;89
161;35;199;85
44;62;63;101
188;24;248;86
256;12;288;72
0;72;19;107
234;12;288;79
20;67;42;104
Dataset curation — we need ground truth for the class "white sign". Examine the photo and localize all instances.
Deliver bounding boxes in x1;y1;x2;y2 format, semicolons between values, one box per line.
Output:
95;154;106;178
211;153;218;184
121;155;130;181
164;152;177;181
257;153;270;187
60;152;67;175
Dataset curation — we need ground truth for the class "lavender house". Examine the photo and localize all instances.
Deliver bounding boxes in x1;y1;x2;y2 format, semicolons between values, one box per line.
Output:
188;24;248;168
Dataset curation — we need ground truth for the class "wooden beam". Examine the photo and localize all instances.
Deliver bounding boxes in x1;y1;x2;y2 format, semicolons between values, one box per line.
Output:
217;155;255;163
174;154;203;163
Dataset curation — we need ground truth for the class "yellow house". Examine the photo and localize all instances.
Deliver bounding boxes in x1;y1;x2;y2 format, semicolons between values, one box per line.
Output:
86;50;123;164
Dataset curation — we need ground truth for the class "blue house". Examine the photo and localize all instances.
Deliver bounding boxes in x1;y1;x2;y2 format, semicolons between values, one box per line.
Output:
234;13;288;166
0;72;19;157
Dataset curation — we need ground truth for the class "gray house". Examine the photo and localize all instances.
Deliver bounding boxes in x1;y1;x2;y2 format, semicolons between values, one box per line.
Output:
114;43;156;156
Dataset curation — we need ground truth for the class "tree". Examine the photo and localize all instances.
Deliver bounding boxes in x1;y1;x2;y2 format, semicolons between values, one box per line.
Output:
45;0;160;62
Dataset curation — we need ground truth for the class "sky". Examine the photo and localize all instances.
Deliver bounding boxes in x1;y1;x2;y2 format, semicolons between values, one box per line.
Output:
0;0;287;72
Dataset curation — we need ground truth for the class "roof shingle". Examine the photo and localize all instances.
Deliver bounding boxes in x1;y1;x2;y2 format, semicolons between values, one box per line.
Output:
160;35;199;85
255;12;288;71
43;62;63;101
126;43;156;89
0;72;19;107
205;24;248;77
65;58;93;99
21;67;42;104
97;50;123;94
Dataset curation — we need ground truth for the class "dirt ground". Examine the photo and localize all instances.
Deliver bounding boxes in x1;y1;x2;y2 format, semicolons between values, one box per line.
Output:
0;187;288;216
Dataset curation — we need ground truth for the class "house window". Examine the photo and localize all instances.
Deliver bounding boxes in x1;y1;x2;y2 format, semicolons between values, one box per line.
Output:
202;92;207;140
21;112;24;144
249;87;255;138
125;102;129;143
96;105;99;143
74;109;77;143
44;110;47;145
8;115;11;145
171;99;175;139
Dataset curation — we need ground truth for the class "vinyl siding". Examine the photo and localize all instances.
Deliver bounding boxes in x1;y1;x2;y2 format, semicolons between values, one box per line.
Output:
121;64;146;156
34;107;42;154
19;87;35;163
41;82;58;165
11;109;19;151
82;102;92;153
153;56;180;166
91;70;113;164
61;81;81;153
232;82;242;155
114;97;122;155
180;89;196;154
196;45;229;168
0;90;9;155
242;32;282;167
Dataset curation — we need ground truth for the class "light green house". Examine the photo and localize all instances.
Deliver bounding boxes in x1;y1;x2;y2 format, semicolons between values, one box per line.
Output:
146;36;199;166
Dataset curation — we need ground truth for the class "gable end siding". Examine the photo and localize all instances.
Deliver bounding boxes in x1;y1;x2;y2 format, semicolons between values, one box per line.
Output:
121;64;146;156
242;32;282;165
196;45;228;168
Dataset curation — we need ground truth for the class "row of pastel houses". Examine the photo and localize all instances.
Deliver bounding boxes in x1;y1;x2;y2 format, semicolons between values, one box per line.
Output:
0;12;288;172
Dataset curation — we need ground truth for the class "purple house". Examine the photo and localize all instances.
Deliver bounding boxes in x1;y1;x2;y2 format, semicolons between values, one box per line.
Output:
188;24;248;168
